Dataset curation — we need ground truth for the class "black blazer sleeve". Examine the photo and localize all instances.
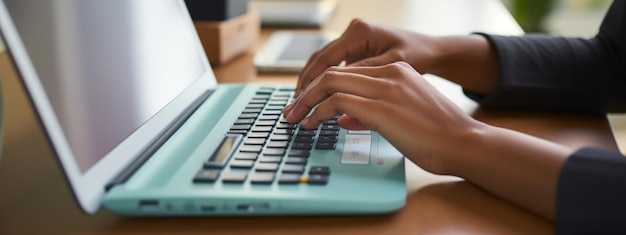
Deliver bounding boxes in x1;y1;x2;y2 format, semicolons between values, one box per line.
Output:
466;0;626;114
465;1;626;233
556;148;626;234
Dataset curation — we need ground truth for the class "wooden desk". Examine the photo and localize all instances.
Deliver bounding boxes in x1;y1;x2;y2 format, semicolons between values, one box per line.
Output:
0;0;618;234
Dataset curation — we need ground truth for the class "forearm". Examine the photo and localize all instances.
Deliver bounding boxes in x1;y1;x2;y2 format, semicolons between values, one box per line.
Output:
427;35;500;95
447;123;574;219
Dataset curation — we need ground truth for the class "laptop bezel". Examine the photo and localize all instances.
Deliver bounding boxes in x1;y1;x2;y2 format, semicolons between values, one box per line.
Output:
0;0;217;214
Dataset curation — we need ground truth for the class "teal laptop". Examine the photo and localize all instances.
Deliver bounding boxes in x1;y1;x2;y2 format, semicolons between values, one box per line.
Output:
0;0;406;216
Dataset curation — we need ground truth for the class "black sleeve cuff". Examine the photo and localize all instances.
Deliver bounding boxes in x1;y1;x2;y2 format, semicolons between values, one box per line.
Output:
556;147;626;234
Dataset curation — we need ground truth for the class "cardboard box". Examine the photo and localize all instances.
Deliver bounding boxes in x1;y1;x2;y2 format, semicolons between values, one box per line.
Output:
194;12;260;66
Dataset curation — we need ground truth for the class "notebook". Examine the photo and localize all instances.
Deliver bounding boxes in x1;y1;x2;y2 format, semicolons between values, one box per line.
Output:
0;0;406;216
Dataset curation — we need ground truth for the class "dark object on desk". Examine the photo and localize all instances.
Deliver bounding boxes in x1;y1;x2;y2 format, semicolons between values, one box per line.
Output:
185;0;248;21
194;12;260;65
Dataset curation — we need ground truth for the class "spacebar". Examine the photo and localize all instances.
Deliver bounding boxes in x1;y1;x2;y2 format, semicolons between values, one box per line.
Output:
341;134;371;164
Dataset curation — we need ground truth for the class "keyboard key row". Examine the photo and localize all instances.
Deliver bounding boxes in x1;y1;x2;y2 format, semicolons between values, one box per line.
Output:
193;166;331;185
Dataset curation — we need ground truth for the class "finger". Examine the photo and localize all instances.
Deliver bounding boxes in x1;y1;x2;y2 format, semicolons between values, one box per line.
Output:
297;20;377;97
287;69;388;124
348;52;401;68
337;115;369;130
301;93;380;131
296;40;347;97
326;64;390;77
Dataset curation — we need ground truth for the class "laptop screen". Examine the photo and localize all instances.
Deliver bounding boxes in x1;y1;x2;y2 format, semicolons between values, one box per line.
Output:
0;0;216;213
4;0;208;172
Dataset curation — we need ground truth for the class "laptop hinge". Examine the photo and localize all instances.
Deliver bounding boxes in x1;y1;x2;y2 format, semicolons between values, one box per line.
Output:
105;89;214;191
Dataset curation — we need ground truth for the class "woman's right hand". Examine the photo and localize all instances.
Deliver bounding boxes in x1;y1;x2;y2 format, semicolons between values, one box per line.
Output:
296;19;442;97
287;62;483;175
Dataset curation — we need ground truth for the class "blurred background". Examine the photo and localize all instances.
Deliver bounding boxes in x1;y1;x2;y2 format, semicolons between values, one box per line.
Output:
0;0;614;48
501;0;611;36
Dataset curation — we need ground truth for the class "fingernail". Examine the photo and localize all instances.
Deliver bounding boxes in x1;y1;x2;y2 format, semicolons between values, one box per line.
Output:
286;110;294;122
284;103;293;111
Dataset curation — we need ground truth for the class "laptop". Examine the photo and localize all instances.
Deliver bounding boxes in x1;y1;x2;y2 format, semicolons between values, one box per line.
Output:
0;0;406;216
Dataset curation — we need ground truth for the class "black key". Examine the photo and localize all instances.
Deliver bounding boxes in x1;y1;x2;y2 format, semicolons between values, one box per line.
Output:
255;163;279;172
244;138;265;145
296;130;316;136
227;130;248;135
317;136;338;143
193;169;220;183
309;166;331;175
268;100;287;105
323;119;338;125
320;130;340;136
266;141;289;148
276;123;295;129
230;160;255;169
288;149;311;158
250;173;275;184
270;135;291;141
251;126;273;132
248;132;270;138
234;152;258;160
259;156;282;163
255;120;276;126
273;129;294;135
263;110;283;115
263;148;285;156
321;125;340;131
234;119;255;124
230;124;251;130
239;113;258;119
285;157;307;165
308;174;329;185
242;108;263;114
279;117;290;123
245;104;265;109
265;106;284;111
239;145;262;153
294;136;314;143
259;115;280;120
291;142;312;150
221;172;248;183
278;174;302;184
257;87;275;94
282;164;305;174
315;142;336;150
253;94;271;99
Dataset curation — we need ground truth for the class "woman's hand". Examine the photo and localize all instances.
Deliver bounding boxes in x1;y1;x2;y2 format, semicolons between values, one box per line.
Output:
285;62;484;175
297;19;500;99
284;61;572;219
296;19;442;97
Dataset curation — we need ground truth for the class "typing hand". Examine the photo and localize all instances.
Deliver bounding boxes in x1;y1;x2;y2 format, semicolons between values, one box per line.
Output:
284;62;482;175
296;19;441;97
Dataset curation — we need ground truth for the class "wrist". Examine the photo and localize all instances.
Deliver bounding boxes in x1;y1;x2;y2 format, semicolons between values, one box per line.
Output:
427;35;499;95
438;120;494;176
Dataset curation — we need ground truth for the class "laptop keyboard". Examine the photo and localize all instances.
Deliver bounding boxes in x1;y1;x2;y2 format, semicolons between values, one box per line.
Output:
193;86;339;186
